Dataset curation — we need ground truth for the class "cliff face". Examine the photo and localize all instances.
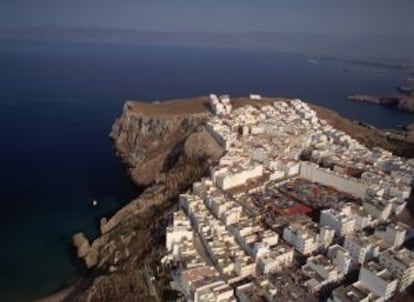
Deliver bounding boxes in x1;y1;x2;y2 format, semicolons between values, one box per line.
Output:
110;101;210;185
71;98;224;302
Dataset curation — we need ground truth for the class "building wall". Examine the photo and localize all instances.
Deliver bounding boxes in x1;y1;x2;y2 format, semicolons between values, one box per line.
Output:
259;250;293;274
320;227;335;249
320;211;342;237
384;226;406;248
363;200;392;221
344;238;370;264
359;267;397;300
334;252;352;275
216;165;263;190
379;252;414;292
235;258;256;277
300;162;368;199
205;123;229;150
283;227;318;255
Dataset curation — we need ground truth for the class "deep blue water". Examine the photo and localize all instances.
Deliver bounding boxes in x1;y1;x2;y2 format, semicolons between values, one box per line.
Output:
0;40;412;301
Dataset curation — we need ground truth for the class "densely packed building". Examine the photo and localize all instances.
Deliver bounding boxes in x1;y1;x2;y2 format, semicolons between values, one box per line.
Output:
162;94;414;302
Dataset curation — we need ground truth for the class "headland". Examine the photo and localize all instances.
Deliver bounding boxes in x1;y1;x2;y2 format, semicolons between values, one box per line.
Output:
58;95;414;301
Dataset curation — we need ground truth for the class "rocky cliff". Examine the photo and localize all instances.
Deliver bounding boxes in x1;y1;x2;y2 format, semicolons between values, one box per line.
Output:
348;77;414;113
348;94;414;113
69;98;224;302
110;100;210;186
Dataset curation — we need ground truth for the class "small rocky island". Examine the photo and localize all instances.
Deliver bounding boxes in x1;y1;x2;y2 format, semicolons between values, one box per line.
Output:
65;96;414;302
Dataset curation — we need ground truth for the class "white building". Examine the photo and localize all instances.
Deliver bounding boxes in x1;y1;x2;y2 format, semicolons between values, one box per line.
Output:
350;205;373;231
234;255;256;278
283;223;319;255
214;164;263;190
320;207;355;237
358;261;398;301
363;198;392;222
327;244;353;275
221;207;242;226
257;244;294;274
249;94;262;100
209;94;232;116
379;248;414;292
166;211;193;251
319;226;335;249
235;282;259;302
375;223;407;249
195;281;236;302
299;162;369;199
302;255;341;292
329;283;372;302
344;235;373;265
180;266;221;301
261;229;279;247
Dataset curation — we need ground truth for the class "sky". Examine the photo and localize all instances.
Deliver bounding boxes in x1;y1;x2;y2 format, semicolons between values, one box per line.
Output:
0;0;413;36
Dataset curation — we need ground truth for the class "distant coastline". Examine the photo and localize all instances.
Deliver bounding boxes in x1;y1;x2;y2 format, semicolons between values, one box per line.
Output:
348;94;414;113
348;77;414;114
1;26;413;71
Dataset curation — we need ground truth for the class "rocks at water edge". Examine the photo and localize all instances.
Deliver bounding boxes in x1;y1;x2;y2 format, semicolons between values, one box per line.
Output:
72;232;98;268
348;94;414;112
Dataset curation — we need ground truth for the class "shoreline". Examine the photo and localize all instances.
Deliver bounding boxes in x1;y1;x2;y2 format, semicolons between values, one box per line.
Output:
35;278;91;302
35;285;77;302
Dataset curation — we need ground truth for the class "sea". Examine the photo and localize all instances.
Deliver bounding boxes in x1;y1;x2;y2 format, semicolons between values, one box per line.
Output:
0;40;412;301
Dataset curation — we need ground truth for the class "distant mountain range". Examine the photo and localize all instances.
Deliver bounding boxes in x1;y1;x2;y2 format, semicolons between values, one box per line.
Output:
1;26;413;68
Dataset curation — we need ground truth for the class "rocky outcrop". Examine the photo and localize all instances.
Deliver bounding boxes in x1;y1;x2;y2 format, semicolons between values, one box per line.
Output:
348;94;414;112
349;77;414;113
100;99;223;235
70;98;224;301
110;100;210;185
73;233;98;268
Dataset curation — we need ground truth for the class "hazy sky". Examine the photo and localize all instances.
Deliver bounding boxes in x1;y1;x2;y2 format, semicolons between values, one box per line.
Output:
0;0;413;36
